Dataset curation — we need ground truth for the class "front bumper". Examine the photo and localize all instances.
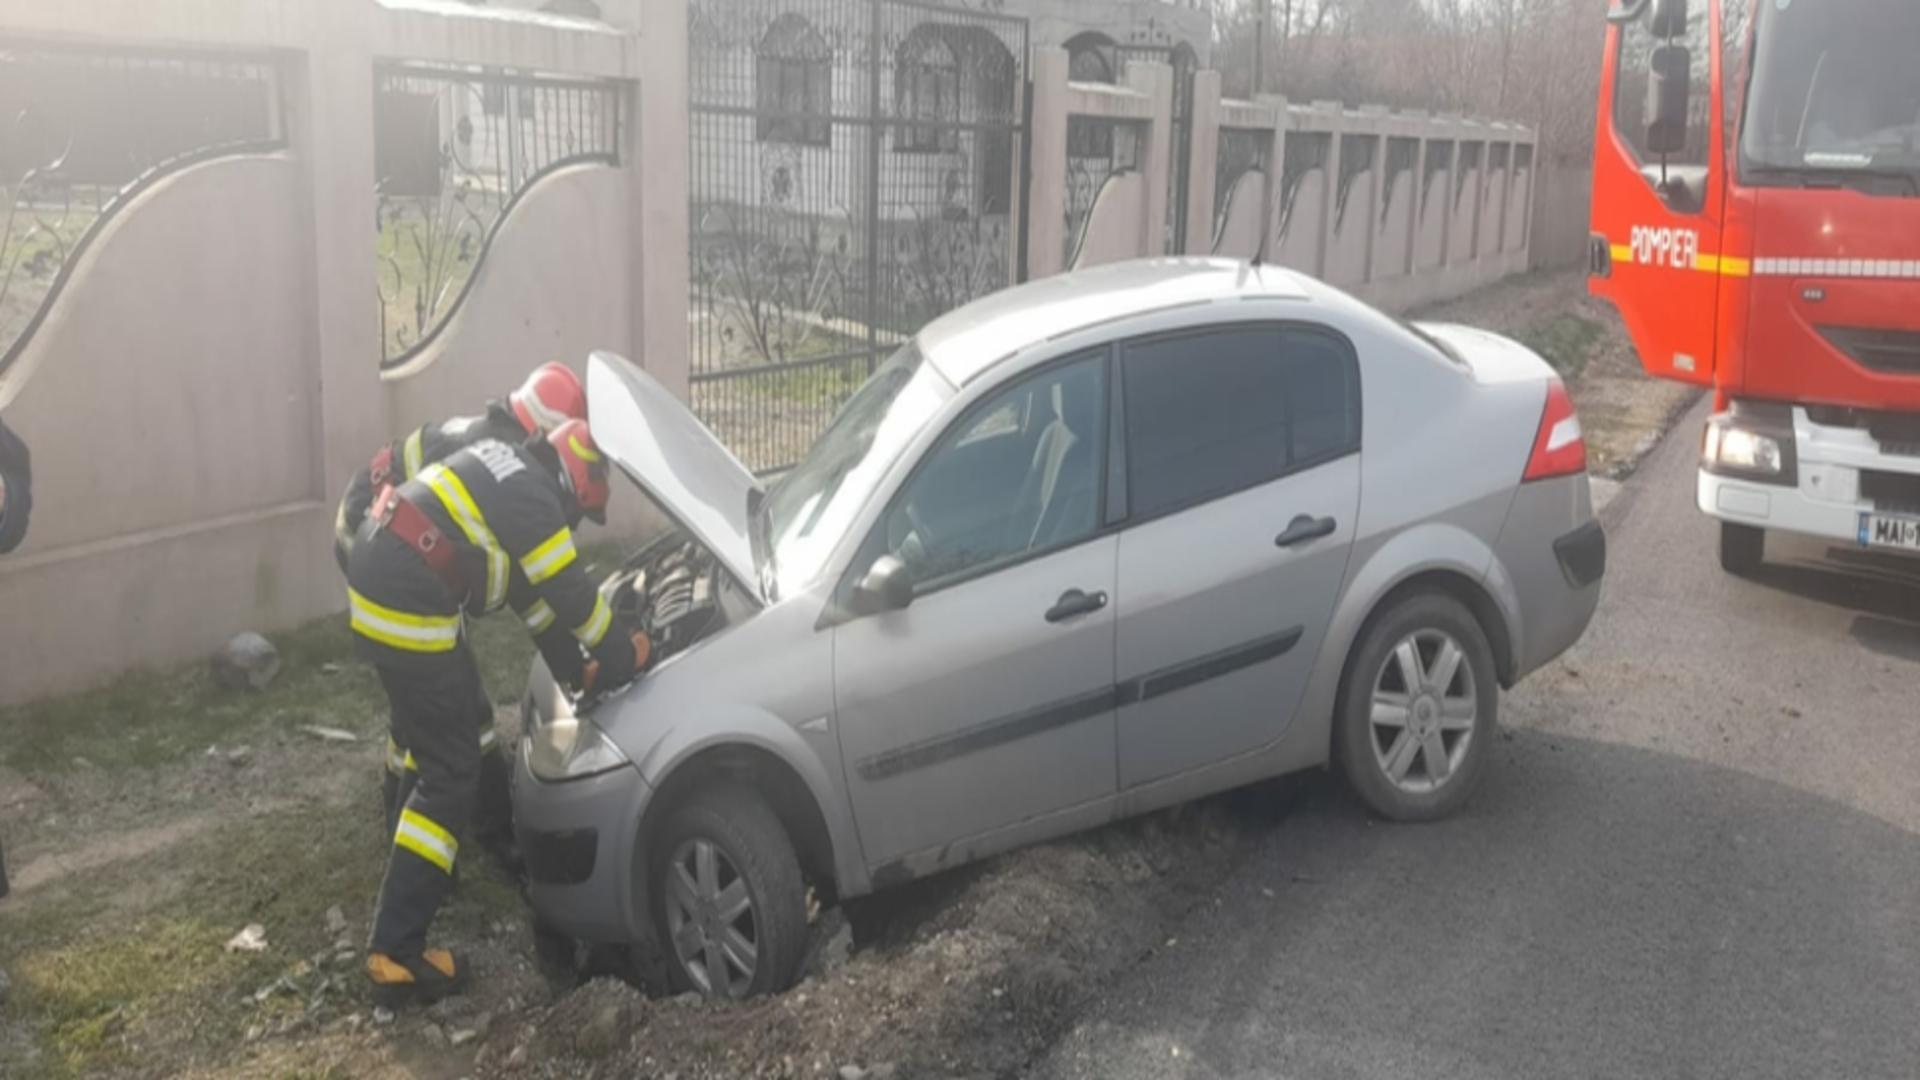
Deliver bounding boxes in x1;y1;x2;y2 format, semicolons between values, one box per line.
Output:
510;740;652;943
1697;405;1920;545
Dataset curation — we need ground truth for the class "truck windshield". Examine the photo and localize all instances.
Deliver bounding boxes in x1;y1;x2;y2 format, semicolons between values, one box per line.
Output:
1739;0;1920;180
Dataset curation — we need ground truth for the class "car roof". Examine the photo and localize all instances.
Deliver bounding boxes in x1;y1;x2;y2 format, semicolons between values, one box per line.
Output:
917;258;1321;387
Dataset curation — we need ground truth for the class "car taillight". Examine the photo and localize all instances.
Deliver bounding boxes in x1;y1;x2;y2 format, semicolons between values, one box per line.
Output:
1523;379;1586;482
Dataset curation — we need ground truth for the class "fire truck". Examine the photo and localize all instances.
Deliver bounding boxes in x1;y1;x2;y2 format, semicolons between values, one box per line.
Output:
1588;0;1920;573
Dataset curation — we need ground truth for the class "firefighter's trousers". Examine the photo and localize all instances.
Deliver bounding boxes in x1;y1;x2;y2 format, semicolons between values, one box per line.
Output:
369;647;482;960
382;642;510;848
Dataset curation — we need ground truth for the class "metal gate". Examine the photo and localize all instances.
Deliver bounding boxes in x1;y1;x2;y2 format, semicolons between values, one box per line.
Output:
688;0;1030;473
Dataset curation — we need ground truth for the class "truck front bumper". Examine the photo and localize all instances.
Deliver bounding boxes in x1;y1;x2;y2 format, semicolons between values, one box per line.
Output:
1698;404;1920;546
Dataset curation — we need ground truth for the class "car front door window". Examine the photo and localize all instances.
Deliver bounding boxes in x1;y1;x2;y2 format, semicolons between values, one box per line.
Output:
884;352;1107;587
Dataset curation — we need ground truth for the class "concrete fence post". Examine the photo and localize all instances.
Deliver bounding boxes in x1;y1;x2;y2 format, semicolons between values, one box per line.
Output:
299;0;385;510
1257;94;1289;263
635;0;690;400
1129;60;1175;258
1026;46;1070;280
1183;70;1223;257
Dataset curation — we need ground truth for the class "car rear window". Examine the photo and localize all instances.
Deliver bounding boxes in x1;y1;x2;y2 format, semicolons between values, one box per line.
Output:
1121;325;1359;519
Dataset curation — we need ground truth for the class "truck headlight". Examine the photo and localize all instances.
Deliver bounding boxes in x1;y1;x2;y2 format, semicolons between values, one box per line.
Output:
528;713;629;782
1706;426;1781;474
1702;404;1797;485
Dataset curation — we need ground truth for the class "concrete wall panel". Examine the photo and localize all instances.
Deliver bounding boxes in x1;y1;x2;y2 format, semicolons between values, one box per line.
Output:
1275;171;1328;275
1373;168;1414;281
1071;171;1147;269
0;156;314;555
1211;170;1265;260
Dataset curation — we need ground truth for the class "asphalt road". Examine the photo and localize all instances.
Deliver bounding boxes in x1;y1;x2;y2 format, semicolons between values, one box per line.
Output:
1031;399;1920;1080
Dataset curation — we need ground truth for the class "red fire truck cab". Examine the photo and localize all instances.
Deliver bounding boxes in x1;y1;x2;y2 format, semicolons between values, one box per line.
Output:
1589;0;1920;573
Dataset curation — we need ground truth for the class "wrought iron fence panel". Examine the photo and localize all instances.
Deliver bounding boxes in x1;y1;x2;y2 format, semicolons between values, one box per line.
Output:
1213;125;1271;249
1;40;286;373
1063;116;1143;269
689;0;1027;474
1334;133;1377;232
373;63;621;368
1383;136;1417;225
1421;140;1454;217
1277;130;1330;240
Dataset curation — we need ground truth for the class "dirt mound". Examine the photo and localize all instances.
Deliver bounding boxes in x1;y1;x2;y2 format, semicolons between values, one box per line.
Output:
493;791;1287;1079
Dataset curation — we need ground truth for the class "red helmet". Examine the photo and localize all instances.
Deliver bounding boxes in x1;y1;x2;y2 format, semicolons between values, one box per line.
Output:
548;419;610;525
510;362;587;437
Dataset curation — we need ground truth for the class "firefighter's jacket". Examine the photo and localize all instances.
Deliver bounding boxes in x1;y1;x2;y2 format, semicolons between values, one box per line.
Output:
335;401;527;572
346;437;637;690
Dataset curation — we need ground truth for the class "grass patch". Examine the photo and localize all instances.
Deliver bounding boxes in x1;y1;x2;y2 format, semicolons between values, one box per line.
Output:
1520;313;1605;378
1;796;525;1078
0;611;537;777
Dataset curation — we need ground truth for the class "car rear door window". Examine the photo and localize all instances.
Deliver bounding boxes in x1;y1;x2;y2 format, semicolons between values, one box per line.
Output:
1121;325;1359;519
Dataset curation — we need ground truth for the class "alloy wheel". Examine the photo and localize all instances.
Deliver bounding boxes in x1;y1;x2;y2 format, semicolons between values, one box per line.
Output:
663;837;759;998
1368;628;1478;795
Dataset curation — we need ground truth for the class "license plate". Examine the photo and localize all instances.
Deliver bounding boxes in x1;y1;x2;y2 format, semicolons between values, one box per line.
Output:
1860;512;1920;551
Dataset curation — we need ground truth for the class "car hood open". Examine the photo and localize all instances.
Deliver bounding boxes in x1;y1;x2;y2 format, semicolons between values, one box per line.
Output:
587;351;762;597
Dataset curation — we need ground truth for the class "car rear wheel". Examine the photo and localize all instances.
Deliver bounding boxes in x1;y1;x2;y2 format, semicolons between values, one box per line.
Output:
1336;591;1497;822
651;784;807;999
1719;521;1764;576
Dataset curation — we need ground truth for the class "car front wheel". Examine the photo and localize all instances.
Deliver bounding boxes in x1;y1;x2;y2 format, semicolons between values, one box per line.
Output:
1335;591;1497;822
651;784;807;999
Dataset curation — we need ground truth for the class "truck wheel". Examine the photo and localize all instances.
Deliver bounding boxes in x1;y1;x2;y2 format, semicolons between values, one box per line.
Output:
1719;522;1764;576
651;784;807;999
1335;591;1497;823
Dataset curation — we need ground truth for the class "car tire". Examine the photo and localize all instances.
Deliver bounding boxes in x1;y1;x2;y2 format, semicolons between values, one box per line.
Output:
1335;591;1497;823
1719;521;1763;576
650;783;807;999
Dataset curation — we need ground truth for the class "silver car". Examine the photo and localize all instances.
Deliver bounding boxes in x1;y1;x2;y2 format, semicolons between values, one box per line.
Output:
512;259;1604;999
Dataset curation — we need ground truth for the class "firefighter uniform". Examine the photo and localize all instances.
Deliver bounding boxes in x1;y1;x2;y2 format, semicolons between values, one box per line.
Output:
348;435;639;984
0;414;27;899
336;403;530;855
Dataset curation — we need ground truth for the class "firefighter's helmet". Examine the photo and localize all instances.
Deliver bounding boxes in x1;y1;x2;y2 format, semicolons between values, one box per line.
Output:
548;419;610;526
510;363;587;437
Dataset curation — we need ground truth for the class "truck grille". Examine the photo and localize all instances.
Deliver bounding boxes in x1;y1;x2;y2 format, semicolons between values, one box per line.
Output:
1819;326;1920;377
1802;406;1920;458
1862;469;1920;515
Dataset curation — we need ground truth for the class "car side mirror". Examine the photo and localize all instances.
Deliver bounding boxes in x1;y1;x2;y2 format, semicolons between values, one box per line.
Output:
850;554;914;615
1646;44;1691;157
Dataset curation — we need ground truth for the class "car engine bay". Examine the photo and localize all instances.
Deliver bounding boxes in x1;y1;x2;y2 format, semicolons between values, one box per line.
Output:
603;532;746;664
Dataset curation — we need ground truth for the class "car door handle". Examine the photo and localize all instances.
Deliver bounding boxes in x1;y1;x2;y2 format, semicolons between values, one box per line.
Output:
1275;514;1337;548
1045;588;1108;623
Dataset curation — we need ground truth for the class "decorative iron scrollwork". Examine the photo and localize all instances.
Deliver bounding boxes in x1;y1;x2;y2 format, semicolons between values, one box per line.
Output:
1;42;284;374
374;63;621;369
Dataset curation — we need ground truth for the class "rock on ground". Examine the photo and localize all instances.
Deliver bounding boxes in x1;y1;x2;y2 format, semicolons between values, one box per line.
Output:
211;632;281;692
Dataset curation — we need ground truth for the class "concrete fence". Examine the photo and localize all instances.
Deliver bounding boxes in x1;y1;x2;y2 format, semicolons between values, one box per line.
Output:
0;0;689;705
0;3;1542;706
1023;46;1536;309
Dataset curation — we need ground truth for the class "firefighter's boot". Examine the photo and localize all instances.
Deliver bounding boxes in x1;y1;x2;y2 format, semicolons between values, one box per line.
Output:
367;949;467;1009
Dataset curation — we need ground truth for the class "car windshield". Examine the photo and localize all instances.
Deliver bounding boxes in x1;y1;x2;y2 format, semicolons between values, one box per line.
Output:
1739;0;1920;181
757;344;952;599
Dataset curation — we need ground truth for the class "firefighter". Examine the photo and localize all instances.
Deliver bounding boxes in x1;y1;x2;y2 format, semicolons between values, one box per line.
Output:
0;413;27;899
336;363;587;865
349;419;650;1006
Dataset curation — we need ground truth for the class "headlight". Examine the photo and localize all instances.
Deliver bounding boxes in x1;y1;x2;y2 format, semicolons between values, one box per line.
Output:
528;713;630;782
1707;426;1782;474
1702;405;1796;485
